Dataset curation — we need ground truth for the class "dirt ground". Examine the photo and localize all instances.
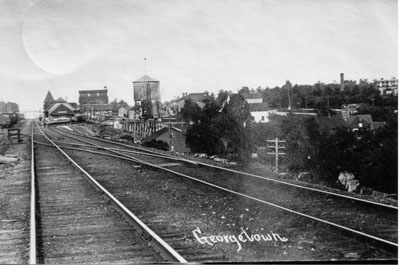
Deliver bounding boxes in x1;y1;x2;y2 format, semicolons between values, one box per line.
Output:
65;123;398;207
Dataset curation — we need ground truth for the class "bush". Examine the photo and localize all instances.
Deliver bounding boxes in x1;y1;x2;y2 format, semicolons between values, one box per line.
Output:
120;134;134;142
142;139;169;151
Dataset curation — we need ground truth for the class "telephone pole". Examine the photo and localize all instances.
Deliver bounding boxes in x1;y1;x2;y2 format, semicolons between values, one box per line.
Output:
267;138;286;173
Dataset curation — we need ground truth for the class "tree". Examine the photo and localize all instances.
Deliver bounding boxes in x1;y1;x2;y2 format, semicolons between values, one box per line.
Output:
263;87;282;108
186;122;225;155
181;98;202;123
185;93;255;163
217;94;255;162
238;86;250;94
280;115;318;172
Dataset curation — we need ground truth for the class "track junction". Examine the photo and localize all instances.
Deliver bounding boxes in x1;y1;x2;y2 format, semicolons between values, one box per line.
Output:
0;119;397;263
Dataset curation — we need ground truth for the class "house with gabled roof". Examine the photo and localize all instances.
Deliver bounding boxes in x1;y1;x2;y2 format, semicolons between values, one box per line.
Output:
46;102;76;119
249;103;270;122
345;114;374;132
241;91;263;104
43;91;77;118
142;126;190;153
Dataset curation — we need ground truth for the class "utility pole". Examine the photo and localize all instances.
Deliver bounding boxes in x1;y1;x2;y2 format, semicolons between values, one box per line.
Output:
267;138;286;173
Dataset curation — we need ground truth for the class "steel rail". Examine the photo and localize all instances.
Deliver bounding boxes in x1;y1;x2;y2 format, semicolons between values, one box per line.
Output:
54;127;197;164
33;141;145;163
111;155;400;248
193;161;399;210
35;123;187;263
41;131;398;249
29;123;36;264
52;138;196;164
55;126;398;211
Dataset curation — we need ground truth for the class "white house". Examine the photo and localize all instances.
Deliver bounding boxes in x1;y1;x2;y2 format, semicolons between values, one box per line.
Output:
249;105;317;123
249;103;271;122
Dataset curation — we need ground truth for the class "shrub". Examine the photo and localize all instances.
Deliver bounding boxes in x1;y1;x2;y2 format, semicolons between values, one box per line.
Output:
142;139;169;151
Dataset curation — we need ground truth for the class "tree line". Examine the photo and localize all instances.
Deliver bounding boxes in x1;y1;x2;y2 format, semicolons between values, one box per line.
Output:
179;80;397;194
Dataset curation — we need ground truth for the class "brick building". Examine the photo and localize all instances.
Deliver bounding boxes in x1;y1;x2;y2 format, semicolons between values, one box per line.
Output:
79;88;110;115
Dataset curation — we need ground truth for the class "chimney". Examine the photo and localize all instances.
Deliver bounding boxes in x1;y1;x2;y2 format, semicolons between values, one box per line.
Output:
340;73;344;90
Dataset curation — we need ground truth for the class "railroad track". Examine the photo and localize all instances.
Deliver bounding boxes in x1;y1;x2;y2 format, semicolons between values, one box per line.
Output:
50;126;398;246
30;122;187;263
31;124;397;261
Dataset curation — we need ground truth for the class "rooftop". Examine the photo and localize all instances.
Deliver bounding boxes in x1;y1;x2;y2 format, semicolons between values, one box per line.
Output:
177;92;211;103
79;89;108;94
134;75;158;82
248;103;269;112
241;92;263;100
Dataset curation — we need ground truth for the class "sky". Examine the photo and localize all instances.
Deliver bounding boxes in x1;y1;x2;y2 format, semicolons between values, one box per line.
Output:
0;0;397;116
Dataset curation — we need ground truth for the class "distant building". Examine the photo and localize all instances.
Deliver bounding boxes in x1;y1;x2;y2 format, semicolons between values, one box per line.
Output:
241;91;263;104
43;91;77;118
79;88;109;105
46;102;76;119
133;75;160;102
248;103;270;122
143;126;190;153
81;104;112;120
176;92;212;112
43;91;55;111
340;73;345;90
133;75;161;118
0;101;19;113
79;88;109;116
345;114;373;132
375;77;398;96
118;106;128;117
341;103;362;120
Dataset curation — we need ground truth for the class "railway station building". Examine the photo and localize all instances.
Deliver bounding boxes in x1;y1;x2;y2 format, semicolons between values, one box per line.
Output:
43;91;77;119
43;91;55;111
46;102;76;119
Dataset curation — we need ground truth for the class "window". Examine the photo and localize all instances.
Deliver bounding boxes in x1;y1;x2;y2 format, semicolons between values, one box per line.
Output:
97;93;100;96
88;93;91;97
